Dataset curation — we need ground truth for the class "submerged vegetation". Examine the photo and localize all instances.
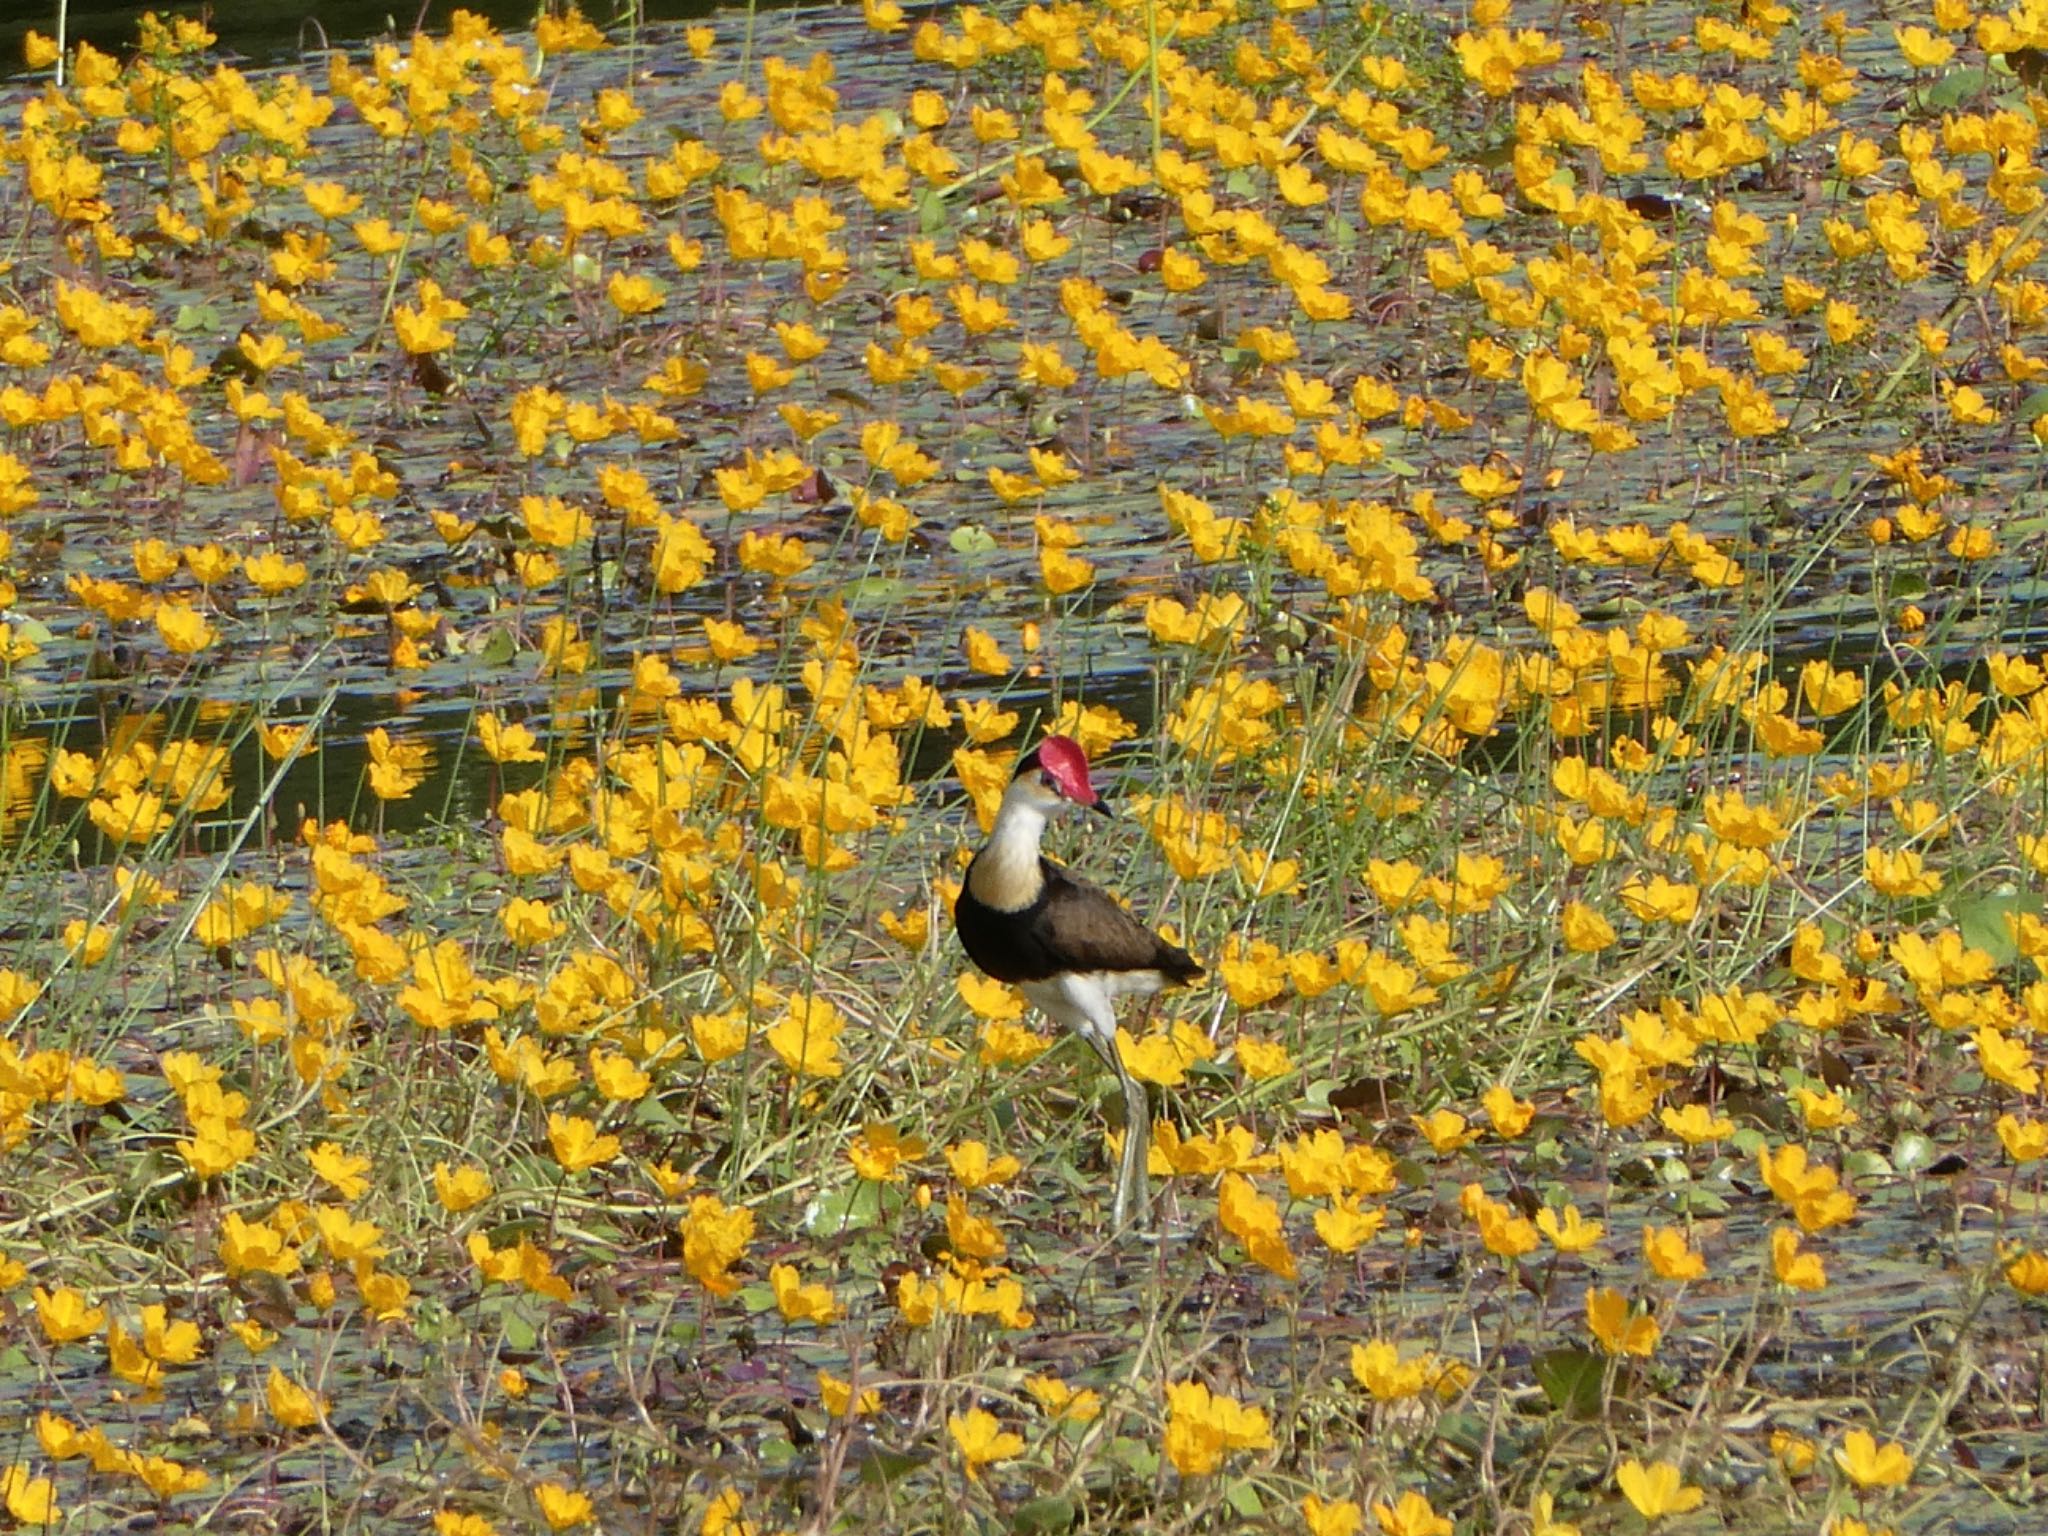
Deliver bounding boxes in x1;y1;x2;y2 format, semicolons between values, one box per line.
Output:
3;0;2048;1529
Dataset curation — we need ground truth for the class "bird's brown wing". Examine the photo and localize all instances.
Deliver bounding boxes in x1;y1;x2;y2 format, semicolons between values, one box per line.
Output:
1039;861;1203;982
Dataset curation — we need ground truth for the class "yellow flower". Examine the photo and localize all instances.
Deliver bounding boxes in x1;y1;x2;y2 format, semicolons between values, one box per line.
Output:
1349;1340;1435;1401
818;1369;881;1417
266;1367;326;1430
308;1142;370;1200
765;995;845;1078
1834;1428;1913;1489
1556;901;1622;950
230;1318;278;1351
62;920;113;964
546;1114;620;1172
944;1193;1007;1263
1771;1227;1828;1291
979;1018;1051;1064
958;971;1024;1020
1790;1085;1856;1130
33;1286;106;1344
1024;1374;1102;1422
1659;1103;1734;1144
0;1466;57;1525
1864;846;1941;898
85;1300;155;1385
1371;1490;1452;1536
1482;1085;1535;1138
1217;1173;1294;1279
1997;1114;2048;1162
702;617;763;662
314;1205;386;1264
1800;658;1865;717
2005;1249;2048;1295
433;1163;492;1212
1117;1022;1215;1087
606;271;665;317
944;1141;1021;1188
1357;951;1438;1017
644;1161;689;1201
501;897;563;947
769;1263;838;1325
128;1453;208;1497
1536;1204;1605;1254
1413;1108;1477;1153
1215;931;1286;1005
1462;1184;1537;1258
1039;545;1094;594
218;1211;300;1278
1300;1493;1362;1536
1896;24;1956;67
698;1489;751;1536
737;530;815;578
154;601;217;654
585;1048;647;1105
895;1272;939;1326
1977;1025;2040;1094
533;1482;593;1530
1162;1379;1271;1477
1585;1287;1659;1356
1772;1428;1817;1474
690;1010;748;1064
1614;1459;1703;1519
1641;1226;1706;1281
947;1407;1023;1480
1618;875;1700;924
679;1194;755;1297
1235;1035;1293;1081
1315;1196;1386;1254
848;1122;926;1182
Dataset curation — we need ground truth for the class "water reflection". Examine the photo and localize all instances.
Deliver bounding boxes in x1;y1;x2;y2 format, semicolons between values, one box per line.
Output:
0;651;1162;864
0;735;47;843
0;0;717;80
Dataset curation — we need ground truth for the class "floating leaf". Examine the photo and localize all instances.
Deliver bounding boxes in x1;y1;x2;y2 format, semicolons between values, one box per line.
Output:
1924;67;1992;109
801;1179;884;1235
1954;890;2039;968
857;1447;923;1487
1534;1348;1606;1419
1011;1497;1078;1534
1889;1132;1940;1174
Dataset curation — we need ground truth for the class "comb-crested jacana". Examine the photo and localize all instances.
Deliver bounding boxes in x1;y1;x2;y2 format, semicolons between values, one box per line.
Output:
953;735;1202;1230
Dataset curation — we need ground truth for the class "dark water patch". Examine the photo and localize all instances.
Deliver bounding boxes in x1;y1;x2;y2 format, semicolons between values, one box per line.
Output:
0;0;722;79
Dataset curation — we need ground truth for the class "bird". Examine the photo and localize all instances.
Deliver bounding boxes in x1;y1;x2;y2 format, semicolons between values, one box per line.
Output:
953;734;1202;1231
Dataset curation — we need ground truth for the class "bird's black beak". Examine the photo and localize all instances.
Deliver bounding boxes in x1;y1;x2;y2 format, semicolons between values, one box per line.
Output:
1088;796;1114;818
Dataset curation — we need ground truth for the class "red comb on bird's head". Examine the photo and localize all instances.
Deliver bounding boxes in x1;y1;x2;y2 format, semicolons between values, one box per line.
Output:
1027;734;1099;807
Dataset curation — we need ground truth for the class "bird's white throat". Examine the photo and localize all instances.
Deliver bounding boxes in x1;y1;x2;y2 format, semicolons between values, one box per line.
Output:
966;782;1051;910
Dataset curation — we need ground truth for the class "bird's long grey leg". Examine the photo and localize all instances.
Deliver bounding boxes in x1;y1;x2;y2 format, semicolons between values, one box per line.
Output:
1080;1028;1149;1232
1112;1057;1151;1232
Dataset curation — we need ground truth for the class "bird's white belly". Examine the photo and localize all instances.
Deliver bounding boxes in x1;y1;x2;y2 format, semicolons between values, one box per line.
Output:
1022;970;1166;1045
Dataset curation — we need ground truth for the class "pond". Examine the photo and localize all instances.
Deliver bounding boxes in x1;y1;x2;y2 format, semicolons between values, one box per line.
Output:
3;0;2048;1532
